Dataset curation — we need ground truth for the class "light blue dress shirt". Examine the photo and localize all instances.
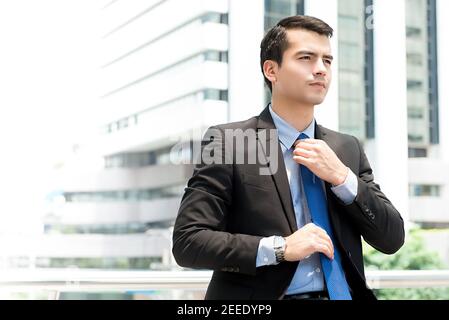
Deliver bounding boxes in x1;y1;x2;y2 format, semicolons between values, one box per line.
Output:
256;103;358;295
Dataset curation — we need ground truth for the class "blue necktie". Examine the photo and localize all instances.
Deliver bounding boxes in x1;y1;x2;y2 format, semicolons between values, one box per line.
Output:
297;133;352;300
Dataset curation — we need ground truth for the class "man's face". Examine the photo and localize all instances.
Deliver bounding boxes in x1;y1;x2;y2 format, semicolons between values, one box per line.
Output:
272;29;333;105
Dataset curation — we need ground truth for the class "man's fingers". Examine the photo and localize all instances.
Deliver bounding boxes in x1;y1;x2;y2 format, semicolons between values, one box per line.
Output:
311;228;334;260
294;140;315;150
319;234;334;259
301;223;335;260
316;242;334;260
311;224;332;241
293;148;313;157
298;138;321;145
293;155;312;165
322;238;334;260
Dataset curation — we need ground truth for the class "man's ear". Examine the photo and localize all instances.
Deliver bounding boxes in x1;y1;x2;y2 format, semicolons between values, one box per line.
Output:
263;60;278;84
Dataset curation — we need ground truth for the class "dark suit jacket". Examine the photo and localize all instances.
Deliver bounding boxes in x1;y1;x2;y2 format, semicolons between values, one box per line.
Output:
172;105;405;300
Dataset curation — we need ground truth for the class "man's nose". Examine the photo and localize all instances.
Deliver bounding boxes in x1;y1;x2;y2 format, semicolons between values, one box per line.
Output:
313;59;327;77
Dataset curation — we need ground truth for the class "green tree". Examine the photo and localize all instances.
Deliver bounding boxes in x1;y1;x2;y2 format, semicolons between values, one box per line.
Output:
363;228;449;300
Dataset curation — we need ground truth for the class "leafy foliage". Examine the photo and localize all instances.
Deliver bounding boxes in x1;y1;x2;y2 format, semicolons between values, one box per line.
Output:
363;228;449;300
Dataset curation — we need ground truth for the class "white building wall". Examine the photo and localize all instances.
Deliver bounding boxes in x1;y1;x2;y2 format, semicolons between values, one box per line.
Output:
408;159;449;223
97;0;230;142
99;21;229;96
99;0;228;62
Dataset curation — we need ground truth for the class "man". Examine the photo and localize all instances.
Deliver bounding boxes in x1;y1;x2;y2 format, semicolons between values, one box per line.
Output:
172;15;405;300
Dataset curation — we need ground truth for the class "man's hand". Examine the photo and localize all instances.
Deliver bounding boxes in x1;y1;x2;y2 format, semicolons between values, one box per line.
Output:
293;138;348;186
284;223;334;262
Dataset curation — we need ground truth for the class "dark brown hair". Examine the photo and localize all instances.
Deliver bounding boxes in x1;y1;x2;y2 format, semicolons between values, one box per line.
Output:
260;15;333;92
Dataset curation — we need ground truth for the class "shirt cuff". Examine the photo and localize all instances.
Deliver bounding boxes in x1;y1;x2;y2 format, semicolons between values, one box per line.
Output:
256;236;278;267
330;169;358;205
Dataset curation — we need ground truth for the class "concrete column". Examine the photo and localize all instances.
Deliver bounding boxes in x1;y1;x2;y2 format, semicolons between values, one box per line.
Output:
228;0;265;122
372;0;409;227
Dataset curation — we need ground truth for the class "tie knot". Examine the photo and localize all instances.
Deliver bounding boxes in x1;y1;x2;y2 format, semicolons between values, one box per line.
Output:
292;133;309;149
298;133;309;140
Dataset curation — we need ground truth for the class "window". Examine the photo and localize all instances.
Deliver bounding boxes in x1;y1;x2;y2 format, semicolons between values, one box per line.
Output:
44;221;174;235
117;118;128;129
204;89;228;101
104;147;176;169
204;50;228;62
408;107;424;119
406;26;421;38
63;184;185;203
201;13;228;25
408;133;424;143
407;53;423;66
264;0;304;30
407;80;423;91
408;147;427;158
409;184;441;197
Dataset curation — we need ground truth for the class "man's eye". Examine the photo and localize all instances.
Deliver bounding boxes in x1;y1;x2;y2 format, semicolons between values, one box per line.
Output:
299;56;311;60
324;59;332;65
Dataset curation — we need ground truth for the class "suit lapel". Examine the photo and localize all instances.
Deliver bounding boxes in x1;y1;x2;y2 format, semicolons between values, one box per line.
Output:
257;106;298;233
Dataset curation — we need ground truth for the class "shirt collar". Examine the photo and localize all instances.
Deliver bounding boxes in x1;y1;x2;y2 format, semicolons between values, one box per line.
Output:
268;102;315;149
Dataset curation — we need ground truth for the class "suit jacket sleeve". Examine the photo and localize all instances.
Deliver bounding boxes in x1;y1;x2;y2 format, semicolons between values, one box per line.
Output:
172;126;263;276
338;136;405;254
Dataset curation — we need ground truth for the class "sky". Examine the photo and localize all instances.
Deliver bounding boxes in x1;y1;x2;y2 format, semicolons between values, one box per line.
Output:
0;1;103;234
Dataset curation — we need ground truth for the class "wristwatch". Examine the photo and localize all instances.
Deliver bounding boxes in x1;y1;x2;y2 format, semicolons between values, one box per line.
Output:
273;236;286;263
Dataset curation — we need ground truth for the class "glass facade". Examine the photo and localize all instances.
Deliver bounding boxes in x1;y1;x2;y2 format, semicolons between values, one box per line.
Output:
337;0;374;140
406;0;439;157
264;0;305;31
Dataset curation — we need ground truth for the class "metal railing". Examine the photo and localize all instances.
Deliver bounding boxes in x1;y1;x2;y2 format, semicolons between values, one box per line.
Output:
1;269;449;299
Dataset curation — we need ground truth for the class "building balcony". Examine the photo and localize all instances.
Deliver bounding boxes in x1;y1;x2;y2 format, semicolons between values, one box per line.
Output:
56;163;193;193
50;197;182;225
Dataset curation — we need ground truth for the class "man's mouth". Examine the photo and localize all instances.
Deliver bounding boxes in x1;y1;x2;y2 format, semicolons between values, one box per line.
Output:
309;82;326;89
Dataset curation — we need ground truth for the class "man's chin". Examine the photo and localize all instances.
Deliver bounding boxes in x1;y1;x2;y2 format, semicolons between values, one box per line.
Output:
295;92;327;105
308;96;326;106
289;94;326;106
